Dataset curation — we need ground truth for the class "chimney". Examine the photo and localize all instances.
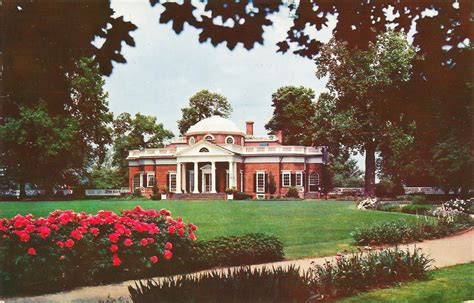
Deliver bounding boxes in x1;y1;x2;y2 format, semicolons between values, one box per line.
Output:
245;121;254;136
276;130;284;144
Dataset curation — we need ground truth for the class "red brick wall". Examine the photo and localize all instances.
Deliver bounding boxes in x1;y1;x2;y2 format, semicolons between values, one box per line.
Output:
155;164;177;190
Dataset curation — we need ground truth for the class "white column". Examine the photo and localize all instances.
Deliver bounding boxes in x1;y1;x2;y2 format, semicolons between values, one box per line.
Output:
182;163;187;193
233;162;238;188
193;161;199;193
228;160;234;189
211;161;217;193
176;161;182;193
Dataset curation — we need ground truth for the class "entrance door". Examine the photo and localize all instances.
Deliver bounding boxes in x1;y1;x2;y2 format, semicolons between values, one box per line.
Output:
203;173;212;192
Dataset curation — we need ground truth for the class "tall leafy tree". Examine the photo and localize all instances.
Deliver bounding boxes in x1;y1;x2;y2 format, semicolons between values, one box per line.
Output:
0;58;113;197
2;1;136;197
177;90;232;135
314;31;417;196
265;86;315;145
113;113;173;185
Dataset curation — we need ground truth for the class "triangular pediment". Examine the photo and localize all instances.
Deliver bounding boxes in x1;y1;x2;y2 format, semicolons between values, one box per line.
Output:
176;140;235;157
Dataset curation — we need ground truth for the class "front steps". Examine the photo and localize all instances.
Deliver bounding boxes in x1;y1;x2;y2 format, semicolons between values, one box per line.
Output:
170;193;227;200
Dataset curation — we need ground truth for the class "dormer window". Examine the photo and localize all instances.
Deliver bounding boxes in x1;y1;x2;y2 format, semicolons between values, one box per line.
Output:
204;134;214;141
199;147;209;152
189;137;196;145
225;136;234;144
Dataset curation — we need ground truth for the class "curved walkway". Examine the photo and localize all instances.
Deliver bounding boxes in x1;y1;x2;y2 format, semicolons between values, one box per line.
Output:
5;229;474;303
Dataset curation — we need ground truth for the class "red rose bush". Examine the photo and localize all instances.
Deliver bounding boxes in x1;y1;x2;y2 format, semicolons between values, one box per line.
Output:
0;206;197;295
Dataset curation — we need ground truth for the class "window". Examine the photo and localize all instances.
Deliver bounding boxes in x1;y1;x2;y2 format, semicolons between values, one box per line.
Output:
259;143;269;147
189;137;195;144
295;172;303;187
199;147;209;152
147;173;155;187
282;172;291;187
132;174;141;190
309;172;320;192
256;171;265;193
169;172;177;192
204;134;214;141
225;136;234;144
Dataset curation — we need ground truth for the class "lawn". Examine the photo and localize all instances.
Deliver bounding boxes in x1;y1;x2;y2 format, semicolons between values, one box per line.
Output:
339;262;474;303
0;200;416;258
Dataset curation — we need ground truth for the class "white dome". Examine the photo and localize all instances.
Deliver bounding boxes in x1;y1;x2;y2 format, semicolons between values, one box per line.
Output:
186;115;245;136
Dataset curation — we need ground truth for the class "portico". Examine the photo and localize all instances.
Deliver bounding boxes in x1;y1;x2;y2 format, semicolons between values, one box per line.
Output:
174;140;241;194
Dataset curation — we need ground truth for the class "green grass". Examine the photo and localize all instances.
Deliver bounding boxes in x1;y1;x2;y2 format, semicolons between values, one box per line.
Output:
0;200;416;259
339;262;474;303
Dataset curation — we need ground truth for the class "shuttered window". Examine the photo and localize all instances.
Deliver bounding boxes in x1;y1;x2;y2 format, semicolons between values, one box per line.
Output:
256;172;266;193
282;172;291;187
169;172;177;192
295;172;303;187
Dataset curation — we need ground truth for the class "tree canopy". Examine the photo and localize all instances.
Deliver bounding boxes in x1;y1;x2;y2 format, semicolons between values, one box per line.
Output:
113;113;173;186
177;90;233;135
265;86;316;146
313;31;417;195
0;58;112;196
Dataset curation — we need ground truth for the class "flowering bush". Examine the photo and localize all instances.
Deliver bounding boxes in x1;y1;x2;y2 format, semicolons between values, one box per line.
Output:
356;197;380;210
434;198;472;214
0;206;197;295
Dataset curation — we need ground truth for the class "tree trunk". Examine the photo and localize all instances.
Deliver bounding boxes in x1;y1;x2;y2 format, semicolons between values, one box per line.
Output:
19;180;26;200
364;142;376;197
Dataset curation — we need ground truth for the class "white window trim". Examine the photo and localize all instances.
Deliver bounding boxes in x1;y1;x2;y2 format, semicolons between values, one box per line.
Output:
204;134;215;141
189;137;195;145
256;171;266;193
225;136;235;144
146;172;155;188
169;172;177;193
295;171;303;187
282;171;291;187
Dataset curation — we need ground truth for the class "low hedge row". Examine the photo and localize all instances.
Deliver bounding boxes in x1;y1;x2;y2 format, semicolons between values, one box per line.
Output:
188;233;284;269
351;217;471;245
129;248;432;303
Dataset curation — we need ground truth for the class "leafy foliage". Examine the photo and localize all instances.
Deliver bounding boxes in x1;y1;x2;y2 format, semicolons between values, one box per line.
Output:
313;31;417;195
177;90;232;135
129;247;432;303
112;113;173;185
351;217;471;246
187;233;284;269
130;265;310;303
265;86;316;145
286;187;300;198
311;248;432;300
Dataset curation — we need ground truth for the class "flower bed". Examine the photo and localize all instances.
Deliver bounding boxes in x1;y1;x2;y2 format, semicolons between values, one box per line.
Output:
0;206;197;296
352;215;472;246
129;248;432;302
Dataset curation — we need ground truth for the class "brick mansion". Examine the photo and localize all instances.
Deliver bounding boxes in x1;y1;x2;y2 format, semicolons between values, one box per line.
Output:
127;116;327;199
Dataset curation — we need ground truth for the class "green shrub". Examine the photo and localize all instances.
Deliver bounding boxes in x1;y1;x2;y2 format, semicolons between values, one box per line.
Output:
401;204;432;214
151;194;161;200
286;187;300;198
129;265;310;303
234;192;252;200
311;248;432;300
129;248;432;303
351;217;471;246
133;188;142;197
376;203;401;212
187;233;284;269
412;195;428;205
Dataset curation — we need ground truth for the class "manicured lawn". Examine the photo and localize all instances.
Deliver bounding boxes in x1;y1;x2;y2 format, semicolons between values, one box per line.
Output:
339;262;474;303
0;200;416;258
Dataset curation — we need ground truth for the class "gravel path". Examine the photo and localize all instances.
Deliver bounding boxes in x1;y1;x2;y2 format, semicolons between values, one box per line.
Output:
5;229;473;303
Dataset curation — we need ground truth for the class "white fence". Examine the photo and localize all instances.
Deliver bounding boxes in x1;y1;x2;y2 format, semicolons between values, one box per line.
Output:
85;188;130;196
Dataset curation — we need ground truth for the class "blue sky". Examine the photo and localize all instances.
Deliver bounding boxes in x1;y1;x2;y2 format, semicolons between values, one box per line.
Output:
103;1;367;168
